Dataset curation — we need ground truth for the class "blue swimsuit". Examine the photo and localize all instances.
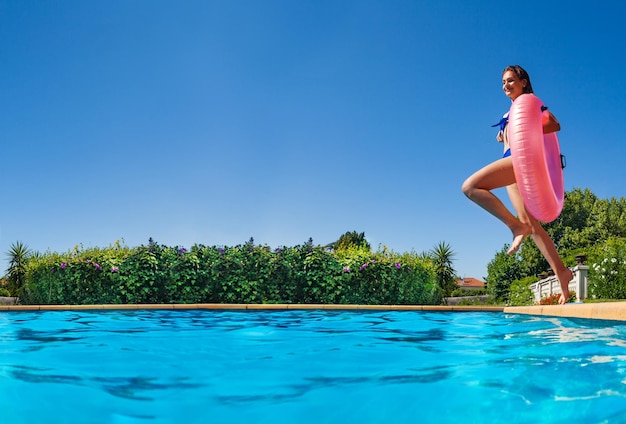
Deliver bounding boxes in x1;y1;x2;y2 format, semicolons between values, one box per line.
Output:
492;113;510;158
496;105;548;159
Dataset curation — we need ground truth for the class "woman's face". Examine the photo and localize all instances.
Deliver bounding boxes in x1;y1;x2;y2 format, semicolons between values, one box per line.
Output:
502;70;527;101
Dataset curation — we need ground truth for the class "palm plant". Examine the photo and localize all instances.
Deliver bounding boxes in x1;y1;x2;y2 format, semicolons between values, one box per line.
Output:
6;241;32;298
430;241;457;296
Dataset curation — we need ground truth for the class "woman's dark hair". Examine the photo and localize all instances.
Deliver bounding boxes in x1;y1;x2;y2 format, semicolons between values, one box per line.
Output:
503;65;534;94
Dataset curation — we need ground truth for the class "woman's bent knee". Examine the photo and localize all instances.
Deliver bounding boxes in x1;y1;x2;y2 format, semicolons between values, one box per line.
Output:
461;178;475;198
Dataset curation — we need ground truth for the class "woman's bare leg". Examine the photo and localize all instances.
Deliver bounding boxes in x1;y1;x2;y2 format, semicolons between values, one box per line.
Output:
506;184;573;304
462;158;532;254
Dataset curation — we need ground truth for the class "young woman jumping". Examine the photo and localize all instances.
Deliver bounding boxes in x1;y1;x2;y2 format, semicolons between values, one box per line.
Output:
462;65;573;304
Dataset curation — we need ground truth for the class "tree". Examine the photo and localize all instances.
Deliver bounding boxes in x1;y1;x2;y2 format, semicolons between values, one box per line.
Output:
6;241;32;298
329;231;371;252
430;241;457;296
486;247;522;302
486;187;626;302
516;188;599;277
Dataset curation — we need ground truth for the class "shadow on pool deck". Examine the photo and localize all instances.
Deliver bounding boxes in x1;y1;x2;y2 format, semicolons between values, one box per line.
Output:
1;302;626;321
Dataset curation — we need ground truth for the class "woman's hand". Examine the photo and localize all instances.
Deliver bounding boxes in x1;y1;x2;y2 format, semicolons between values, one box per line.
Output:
542;110;561;134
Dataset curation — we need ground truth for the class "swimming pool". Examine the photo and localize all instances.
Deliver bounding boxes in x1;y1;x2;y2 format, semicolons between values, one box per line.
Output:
0;309;625;423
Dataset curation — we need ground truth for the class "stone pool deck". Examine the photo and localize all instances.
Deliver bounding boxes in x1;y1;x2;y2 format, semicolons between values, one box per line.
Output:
504;302;626;322
1;302;626;321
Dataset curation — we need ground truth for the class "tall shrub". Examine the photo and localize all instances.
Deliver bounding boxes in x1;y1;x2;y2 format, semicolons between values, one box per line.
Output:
508;276;537;306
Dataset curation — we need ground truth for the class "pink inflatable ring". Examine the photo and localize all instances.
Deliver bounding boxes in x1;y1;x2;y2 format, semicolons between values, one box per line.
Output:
508;94;565;223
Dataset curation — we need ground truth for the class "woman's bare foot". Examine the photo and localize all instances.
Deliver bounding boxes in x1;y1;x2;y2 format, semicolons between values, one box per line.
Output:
507;223;532;255
557;269;574;304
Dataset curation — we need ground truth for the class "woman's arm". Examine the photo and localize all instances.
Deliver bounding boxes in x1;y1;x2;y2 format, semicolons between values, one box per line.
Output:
542;110;561;134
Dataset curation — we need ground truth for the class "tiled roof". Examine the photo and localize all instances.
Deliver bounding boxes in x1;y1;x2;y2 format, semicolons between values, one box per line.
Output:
455;277;485;288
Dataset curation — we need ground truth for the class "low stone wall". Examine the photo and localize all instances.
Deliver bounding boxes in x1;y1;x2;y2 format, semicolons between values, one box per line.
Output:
0;297;17;305
445;295;492;305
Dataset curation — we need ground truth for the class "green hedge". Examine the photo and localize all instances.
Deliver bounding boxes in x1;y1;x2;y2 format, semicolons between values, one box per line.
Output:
21;240;440;305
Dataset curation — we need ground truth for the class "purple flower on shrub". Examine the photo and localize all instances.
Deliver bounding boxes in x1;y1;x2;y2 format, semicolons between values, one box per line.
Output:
360;263;367;270
111;266;119;273
94;263;102;270
218;248;225;254
395;263;401;269
343;266;351;273
275;248;281;253
61;262;67;269
178;248;187;254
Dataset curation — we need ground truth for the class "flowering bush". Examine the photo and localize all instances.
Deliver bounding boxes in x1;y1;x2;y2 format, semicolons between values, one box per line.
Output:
538;292;576;305
335;245;439;305
589;239;626;299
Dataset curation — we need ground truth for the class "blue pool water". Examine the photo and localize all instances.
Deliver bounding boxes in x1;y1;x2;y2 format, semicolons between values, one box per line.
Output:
1;309;626;423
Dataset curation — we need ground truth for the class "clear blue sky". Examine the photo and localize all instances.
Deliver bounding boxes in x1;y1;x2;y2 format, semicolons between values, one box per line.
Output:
1;0;625;279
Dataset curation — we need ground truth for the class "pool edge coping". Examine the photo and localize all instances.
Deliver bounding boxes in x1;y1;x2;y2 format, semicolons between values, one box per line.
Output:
0;303;504;312
1;302;626;321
